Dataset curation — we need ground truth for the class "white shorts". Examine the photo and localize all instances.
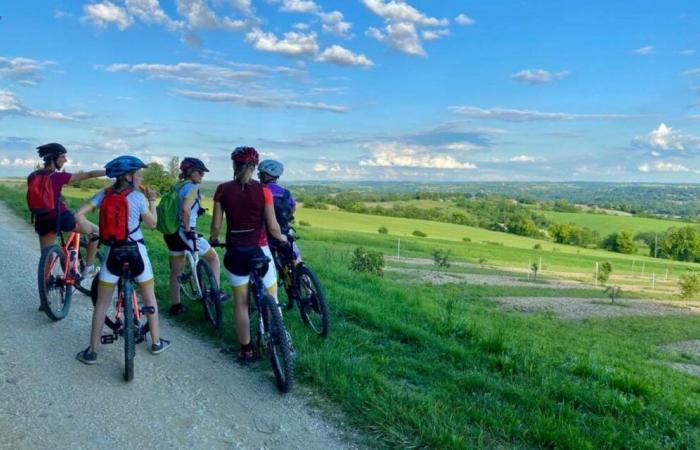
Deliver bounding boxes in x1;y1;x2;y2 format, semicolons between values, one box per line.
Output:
98;242;154;286
168;228;212;257
226;245;277;289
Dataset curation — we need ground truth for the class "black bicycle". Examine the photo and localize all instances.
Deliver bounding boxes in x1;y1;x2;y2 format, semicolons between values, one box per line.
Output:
177;233;223;328
273;230;329;338
90;260;151;382
214;243;294;393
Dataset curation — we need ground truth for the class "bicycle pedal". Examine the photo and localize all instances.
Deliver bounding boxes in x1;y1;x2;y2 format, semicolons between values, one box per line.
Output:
101;334;115;344
140;306;155;314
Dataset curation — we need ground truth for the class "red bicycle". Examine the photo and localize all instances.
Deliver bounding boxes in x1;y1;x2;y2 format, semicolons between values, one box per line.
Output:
37;231;102;321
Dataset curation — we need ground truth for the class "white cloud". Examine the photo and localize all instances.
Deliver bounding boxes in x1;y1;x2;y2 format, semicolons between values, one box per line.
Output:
362;0;447;27
455;13;475;26
82;1;134;30
319;11;352;38
366;22;425;56
680;49;695;56
0;57;56;86
316;45;374;67
683;68;700;77
0;89;86;122
292;22;309;30
125;0;184;30
0;156;37;167
105;62;272;86
172;89;348;113
104;138;131;151
0;90;23;112
359;141;477;169
633;123;700;152
509;155;538;163
638;161;691;173
633;45;654;55
175;0;248;30
451;105;635;122
421;29;449;41
280;0;319;14
245;29;319;55
512;69;569;85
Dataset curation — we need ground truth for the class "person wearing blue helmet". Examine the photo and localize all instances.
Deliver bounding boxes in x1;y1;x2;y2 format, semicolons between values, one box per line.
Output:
258;159;301;263
74;155;171;365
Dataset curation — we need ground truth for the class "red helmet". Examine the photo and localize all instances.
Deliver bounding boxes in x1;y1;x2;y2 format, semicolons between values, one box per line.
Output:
231;146;259;166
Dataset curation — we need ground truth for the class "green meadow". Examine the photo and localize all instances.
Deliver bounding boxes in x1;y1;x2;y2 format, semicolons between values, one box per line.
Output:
4;182;700;449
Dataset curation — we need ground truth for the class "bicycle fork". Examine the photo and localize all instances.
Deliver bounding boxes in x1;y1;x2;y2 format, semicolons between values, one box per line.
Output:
100;294;155;345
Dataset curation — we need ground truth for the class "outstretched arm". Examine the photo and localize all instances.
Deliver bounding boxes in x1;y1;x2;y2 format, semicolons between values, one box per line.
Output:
70;170;106;183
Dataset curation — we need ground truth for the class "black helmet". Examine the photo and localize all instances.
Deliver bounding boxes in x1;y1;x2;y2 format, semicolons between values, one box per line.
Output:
180;157;209;175
37;143;67;159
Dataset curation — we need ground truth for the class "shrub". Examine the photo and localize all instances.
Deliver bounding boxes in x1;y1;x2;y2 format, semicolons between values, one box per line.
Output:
350;247;384;277
597;262;612;284
530;262;539;280
604;286;622;304
679;271;700;299
432;249;451;268
412;230;427;237
533;243;541;249
378;226;388;234
299;220;311;227
462;237;471;243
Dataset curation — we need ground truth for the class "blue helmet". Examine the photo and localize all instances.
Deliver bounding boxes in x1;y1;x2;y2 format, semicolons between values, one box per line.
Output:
105;155;148;178
258;159;284;178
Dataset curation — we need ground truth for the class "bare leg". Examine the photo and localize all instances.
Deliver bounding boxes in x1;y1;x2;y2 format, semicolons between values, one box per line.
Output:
75;218;99;266
204;249;221;286
168;256;185;307
233;286;250;345
139;281;161;344
39;233;56;250
89;282;115;352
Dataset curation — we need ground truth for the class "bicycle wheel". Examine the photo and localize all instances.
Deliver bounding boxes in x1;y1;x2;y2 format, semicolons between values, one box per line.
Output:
261;295;294;393
38;245;72;321
280;265;296;311
179;253;199;301
197;260;222;328
122;280;135;382
296;265;330;338
76;238;103;296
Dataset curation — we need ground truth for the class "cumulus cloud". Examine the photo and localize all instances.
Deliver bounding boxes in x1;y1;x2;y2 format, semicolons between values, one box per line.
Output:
0;156;37;167
82;1;134;30
512;69;569;85
316;45;374;67
359;141;477;169
421;29;449;41
105;62;274;86
280;0;319;14
638;161;691;173
274;0;352;38
175;0;248;30
362;0;448;56
125;0;184;30
451;106;635;122
245;29;319;55
172;89;348;113
632;123;700;153
509;155;538;163
0;89;86;122
455;13;475;26
633;45;654;55
0;57;56;86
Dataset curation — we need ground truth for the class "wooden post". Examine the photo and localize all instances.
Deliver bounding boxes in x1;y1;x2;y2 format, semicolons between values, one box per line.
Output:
632;259;636;277
539;256;542;272
594;262;599;286
397;238;401;260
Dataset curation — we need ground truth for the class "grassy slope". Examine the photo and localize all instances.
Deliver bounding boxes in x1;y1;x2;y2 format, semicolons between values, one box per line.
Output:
4;183;700;449
538;209;692;235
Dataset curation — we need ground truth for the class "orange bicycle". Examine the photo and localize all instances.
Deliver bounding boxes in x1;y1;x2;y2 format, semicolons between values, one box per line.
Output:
37;231;102;321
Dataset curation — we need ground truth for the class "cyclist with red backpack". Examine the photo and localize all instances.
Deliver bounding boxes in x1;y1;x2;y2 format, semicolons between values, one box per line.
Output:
209;146;288;363
27;143;105;274
163;157;223;315
74;155;170;365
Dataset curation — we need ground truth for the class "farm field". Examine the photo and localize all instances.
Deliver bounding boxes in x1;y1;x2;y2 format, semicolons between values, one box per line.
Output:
536;209;692;235
4;182;700;448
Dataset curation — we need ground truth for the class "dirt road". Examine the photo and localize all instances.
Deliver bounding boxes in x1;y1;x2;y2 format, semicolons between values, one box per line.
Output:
0;202;357;450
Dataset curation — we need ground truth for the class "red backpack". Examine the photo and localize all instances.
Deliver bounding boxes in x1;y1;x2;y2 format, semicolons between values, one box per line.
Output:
99;187;138;245
27;171;56;217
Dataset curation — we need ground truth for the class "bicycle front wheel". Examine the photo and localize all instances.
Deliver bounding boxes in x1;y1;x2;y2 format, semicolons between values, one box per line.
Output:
261;295;294;393
76;238;103;296
197;260;222;328
38;245;72;321
296;265;330;338
179;253;199;301
122;280;135;382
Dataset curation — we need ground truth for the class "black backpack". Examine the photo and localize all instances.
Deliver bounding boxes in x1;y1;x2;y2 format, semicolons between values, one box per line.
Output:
273;189;294;233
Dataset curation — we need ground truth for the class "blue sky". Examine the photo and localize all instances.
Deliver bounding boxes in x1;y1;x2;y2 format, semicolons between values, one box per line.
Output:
1;1;700;182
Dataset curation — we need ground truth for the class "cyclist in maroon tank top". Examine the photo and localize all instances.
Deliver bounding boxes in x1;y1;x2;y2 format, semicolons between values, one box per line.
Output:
209;146;288;363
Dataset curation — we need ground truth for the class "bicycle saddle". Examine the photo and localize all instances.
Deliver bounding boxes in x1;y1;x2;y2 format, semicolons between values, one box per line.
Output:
248;256;271;270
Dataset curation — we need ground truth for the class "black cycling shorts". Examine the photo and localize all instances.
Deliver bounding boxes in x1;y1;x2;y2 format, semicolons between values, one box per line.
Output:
34;211;76;236
163;231;189;252
223;246;268;276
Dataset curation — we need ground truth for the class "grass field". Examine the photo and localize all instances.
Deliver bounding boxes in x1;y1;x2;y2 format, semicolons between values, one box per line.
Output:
537;209;692;235
4;182;700;449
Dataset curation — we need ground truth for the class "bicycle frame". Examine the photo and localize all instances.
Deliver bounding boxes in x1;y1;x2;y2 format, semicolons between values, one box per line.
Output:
183;248;202;297
44;231;81;286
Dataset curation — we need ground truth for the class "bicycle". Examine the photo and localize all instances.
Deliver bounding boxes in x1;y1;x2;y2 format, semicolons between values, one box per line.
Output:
213;243;294;393
177;233;223;328
273;229;330;338
91;260;152;382
37;230;103;321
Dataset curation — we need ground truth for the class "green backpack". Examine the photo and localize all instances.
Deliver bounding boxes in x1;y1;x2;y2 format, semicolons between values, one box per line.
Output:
156;181;187;235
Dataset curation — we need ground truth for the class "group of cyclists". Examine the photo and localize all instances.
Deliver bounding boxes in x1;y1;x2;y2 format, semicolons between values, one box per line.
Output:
27;143;299;366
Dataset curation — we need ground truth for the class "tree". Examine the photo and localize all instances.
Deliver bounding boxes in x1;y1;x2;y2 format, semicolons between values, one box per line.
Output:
597;262;612;283
660;227;700;262
601;231;636;254
167;156;180;179
142;162;176;195
679;271;700;299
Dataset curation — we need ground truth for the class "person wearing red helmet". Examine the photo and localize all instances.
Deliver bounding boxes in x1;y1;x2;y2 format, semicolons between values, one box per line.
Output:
209;146;288;363
163;157;224;315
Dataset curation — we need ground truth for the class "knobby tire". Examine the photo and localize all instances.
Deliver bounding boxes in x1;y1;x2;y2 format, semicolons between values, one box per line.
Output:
38;245;72;321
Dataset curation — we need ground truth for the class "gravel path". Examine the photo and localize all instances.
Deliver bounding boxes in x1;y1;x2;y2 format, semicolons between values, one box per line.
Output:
0;202;358;450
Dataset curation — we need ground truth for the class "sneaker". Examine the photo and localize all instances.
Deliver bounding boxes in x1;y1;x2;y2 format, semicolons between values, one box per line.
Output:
151;338;171;355
168;303;188;316
236;350;260;365
81;264;98;278
76;348;97;365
